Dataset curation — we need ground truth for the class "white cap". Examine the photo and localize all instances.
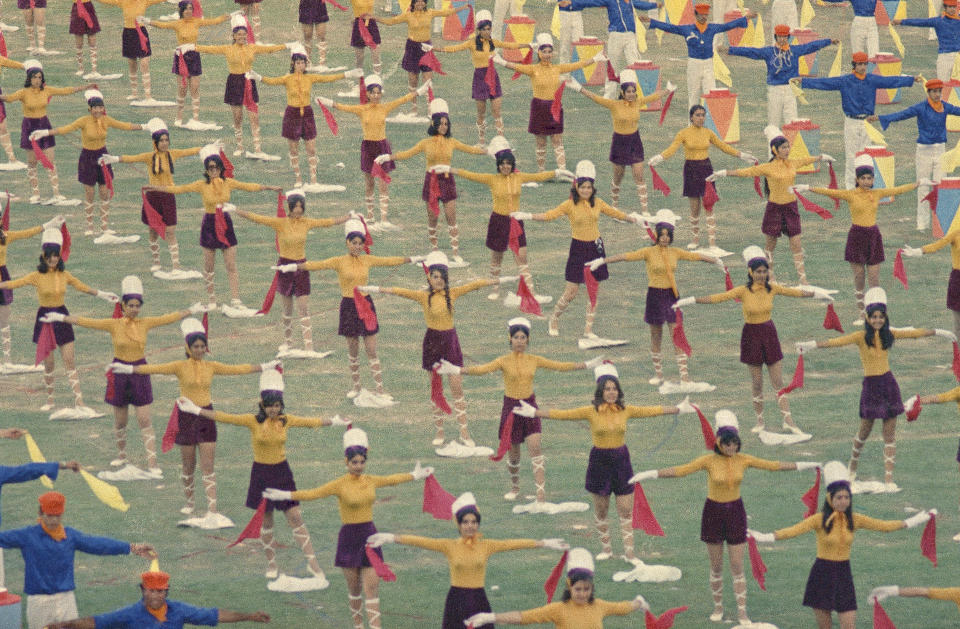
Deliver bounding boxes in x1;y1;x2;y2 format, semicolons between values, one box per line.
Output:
259;368;284;393
425;250;448;269
41;228;62;247
507;316;531;330
344;218;365;236
24;59;42;72
285;188;305;201
764;125;785;143
742;245;768;265
429;98;449;117
343;427;369;451
575;160;596;181
714;409;739;432
120;275;143;297
854;154;874;170
566;547;594;575
822;460;850;487
594;362;618;381
619;69;638;85
289;42;308;58
180;317;205;339
652;209;680;226
145;117;168;136
535;32;554;49
475;9;492;23
864;287;887;307
450;491;477;518
230;13;247;29
487;135;512;158
84;88;104;103
365;73;383;89
199;143;220;162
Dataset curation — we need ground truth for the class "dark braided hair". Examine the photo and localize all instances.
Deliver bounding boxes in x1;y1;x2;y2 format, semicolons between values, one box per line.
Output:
427;265;452;313
151;133;174;177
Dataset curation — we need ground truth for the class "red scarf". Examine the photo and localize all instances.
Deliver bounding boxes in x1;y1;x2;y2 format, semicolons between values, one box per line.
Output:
929;98;944;113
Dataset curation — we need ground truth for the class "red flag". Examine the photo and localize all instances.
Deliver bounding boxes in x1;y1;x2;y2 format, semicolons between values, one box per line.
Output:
242;14;255;43
923;185;938;211
136;25;150;53
906;396;922;422
365;545;396;581
921;513;937;566
141;189;167;239
747;535;768;590
516;276;542;316
32;139;54;170
371;161;391;183
658;89;675;126
507;217;522;255
422;474;455;520
823;303;844;332
694;404;715;450
353;287;378;332
105;369;116;400
801;466;821;517
702;180;719;211
753;173;764;198
356;215;373;253
227;498;266;548
892;249;908;289
218;150;234;178
0;31;6;57
101;163;114;198
543;550;568;603
777;354;804;396
511;48;533;80
873;600;897;629
213;206;231;247
59;224;71;262
953;342;960;382
34;322;56;366
795;190;833;219
457;4;474;39
604;60;619;83
631;482;665;536
419;50;445;75
324;0;348;10
201;311;209;337
161;404;179;453
671;309;692;356
724;268;733;291
489;411;514;461
827;162;840;210
357;18;377;49
485;58;498;94
427;172;441;217
421;261;428;275
1;192;10;230
549;82;565;123
257;272;279;315
431;367;452;414
583;267;599;309
649;164;670;196
317;100;338;135
112;301;122;318
177;52;189;88
242;78;258;114
359;76;368;104
191;0;203;17
645;606;688;629
75;0;94;28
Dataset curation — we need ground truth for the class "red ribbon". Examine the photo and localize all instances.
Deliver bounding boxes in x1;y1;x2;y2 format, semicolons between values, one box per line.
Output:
242;78;258;114
357;215;373;253
426;84;434;102
631;482;665;536
177;52;189;88
59;224;71;262
1;191;10;230
0;31;7;57
649;164;670;196
161;404;179;452
75;0;94;29
644;606;688;629
543;551;568;602
823;303;843;332
747;535;768;590
921;513;937;566
357;18;377;49
489;411;514;461
219;150;234;178
35;322;57;366
365;545;396;581
658;89;675;126
101;162;114;198
213;206;231;246
801;466;820;517
549;82;565;123
228;498;266;548
507;217;522;255
485;58;498;95
777;354;804;396
952;341;960;382
873;600;897;629
324;0;348;10
511;48;533;80
905;396;922;422
516;276;542;316
353;287;378;332
105;369;116;400
191;0;203;17
923;185;939;213
317;100;338;135
112;302;122;318
892;249;908;289
257;272;279;315
419;50;445;75
427;172;441;217
795;189;833;219
724;268;733;291
431;367;452;414
371;161;392;183
31;139;54;170
694;404;715;450
421;474;455;520
671;309;692;356
136;25;150;53
583;266;599;309
702;180;719;211
827;162;840;210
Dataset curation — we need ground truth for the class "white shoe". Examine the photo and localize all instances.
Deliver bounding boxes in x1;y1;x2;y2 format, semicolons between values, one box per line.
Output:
378;220;401;232
782;423;805;435
0;22;20;32
458;436;476;448
244;150;281;161
0;160;27;171
431;435;444;446
535;294;553;304
883;482;901;493
232;149;243;157
710;609;724;622
503;292;521;307
595;551;613;561
150;264;162;272
503;490;519;501
265;567;279;579
448;255;469;268
346;388;361;399
487;291;500;301
197;511;235;529
84;229;95;236
751;423;765;433
39;403;55;412
110;457;128;467
851;318;864;327
180;505;195;515
75;69;85;76
687;242;699;250
648;376;663;386
146;467;163;479
548;318;559;337
126;94;138;100
97;463;153;481
29;195;42;205
953;532;960;542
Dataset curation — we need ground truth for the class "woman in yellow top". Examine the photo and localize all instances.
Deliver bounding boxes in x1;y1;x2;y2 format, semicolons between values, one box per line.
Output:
94;0;168;100
795;286;950;491
647;104;754;251
749;461;930;629
177;369;350;589
910;384;960;526
379;98;485;266
902;227;960;340
870;584;960;618
494;32;598;172
367;491;567;629
0;54;25;169
69;0;105;78
318;74;429;229
264;427;430;627
632;409;813;625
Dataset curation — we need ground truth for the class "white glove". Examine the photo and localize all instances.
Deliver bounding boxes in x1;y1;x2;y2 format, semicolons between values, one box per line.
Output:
591;51;606;63
283;41;299;50
795;461;821;471
137;15;151;25
245;70;262;82
739;151;756;163
41;215;65;230
935;328;957;342
748;529;775;543
316;96;334;108
647;154;664;167
464;613;496;627
263;488;293;501
633;595;650;612
583;355;604;369
795;340;817;354
811;287;834;302
712;258;726;272
540;538;569;551
919;178;934;187
272;263;298;273
344;68;364;79
901;245;924;258
429;164;451;175
675;396;696;415
903;509;933;529
554;168;574;182
904;395;918;410
565;76;583;92
328;414;351;426
96;290;120;303
410;461;434;480
869;585;900;604
357;285;380;293
586;257;606;272
409;254;427;264
374;153;392;165
672;296;696;310
512;400;537;417
29;129;50;141
498;275;519;284
107;362;134;374
705;169;726;182
415;79;432;96
367;532;396;547
629;212;648;226
491;53;507;67
436;358;461;375
792;184;810;193
176;396;202;415
39;312;66;323
628;469;658;483
187;302;208;315
420;42;433;52
230;9;243;16
260;359;281;372
98;154;120;166
820;153;836;162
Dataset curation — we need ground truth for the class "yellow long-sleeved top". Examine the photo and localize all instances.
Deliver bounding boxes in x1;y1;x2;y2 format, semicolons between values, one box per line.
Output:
378;9;454;41
546;403;666;449
454;169;554;215
302;254;405;297
774;512;902;561
0;226;42;267
54;115;138;151
73;312;183;362
243;214;336;260
149;15;229;45
335;94;417;141
4;86;76;119
731;157;819;205
581;91;663;134
119;147;202;187
463;352;579;399
0;56;24;71
210;412;325;464
512;60;593;100
2;271;92;307
927;588;960;612
349;0;374;19
95;0;167;28
621;245;702;296
261;72;345;112
540;199;628;242
518;599;636;628
921;229;960;270
163;178;264;213
668;452;781;503
393;534;538;589
390;279;490;331
135;359;255;406
935;385;960;410
660;125;740;161
194;43;285;74
393;136;486;170
821;328;930;377
438;38;526;69
809;184;915;227
292;472;413;523
703;283;806;324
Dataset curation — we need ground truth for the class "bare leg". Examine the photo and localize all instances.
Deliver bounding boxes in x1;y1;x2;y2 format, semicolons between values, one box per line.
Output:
767;360;799;430
198;441;217;512
222;246;240;301
615;493;635;560
526;434;545;502
488;250;503;298
548;282;579;336
764;234;778;282
203;248;216;305
688;196;702;249
443;201;459;258
505;445;521;499
232;106;244;154
304;138;318;185
848;418;875;479
592;493;613;558
363;335;384;395
189;76;201;121
535;135;547;171
882;416;897;486
475;100;487;146
611;163;624;209
728;543;749;623
113;405;129;464
632;162;648;214
296;295;312;351
649;323;664;384
707;542;725;621
491;97;504;136
850;262;866;320
284;506;323;576
749;364;765;431
260;511;278;577
788;234;806;285
551;134;565;170
134;403;157;470
179;444;197;513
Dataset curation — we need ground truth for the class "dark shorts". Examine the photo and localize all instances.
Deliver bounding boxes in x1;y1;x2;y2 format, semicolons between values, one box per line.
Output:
485;213;525;253
761;200;802;238
421;172;457;203
500;394;541;444
224;73;257;107
528;97;562;135
142;190;177;227
740;320;783;366
700;498;747;544
175;404;217;445
246;460;298;512
645;286;678;325
17;0;45;8
122;26;151;59
33;306;73;346
803;558;856;612
956;437;960;463
235;0;261;6
277;257;310;297
947;269;960;312
299;0;329;23
335;521;380;567
844;224;884;265
401;38;431;73
106;357;152;407
422;328;463;370
859;371;903;419
682;158;712;198
350;17;380;48
472;66;501;100
566;238;607;283
281;106;317;141
78;147;109;186
338;295;378;336
199;212;237;250
69;1;101;35
442;587;492;629
172;50;202;77
609;131;644;166
0;87;4;126
21;116;54;150
585;445;634;496
360;139;393;174
0;266;12;306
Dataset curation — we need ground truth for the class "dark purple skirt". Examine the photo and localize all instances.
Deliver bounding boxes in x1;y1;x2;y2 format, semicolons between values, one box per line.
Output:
644;286;678;325
175;403;217;445
421;172;457;203
106;357;152;407
955;437;960;463
402;38;432;73
277;257;310;297
350;18;380;48
199;212;237;249
802;558;856;612
142;190;177;227
486;213;525;253
859;371;903;420
585;445;634;496
18;0;45;7
949;269;960;312
682;158;712;198
500;394;541;444
335;521;380;567
281;105;318;141
528;98;562;135
740;320;783;366
235;0;260;5
0;266;12;306
33;306;74;346
299;0;329;23
172;50;202;77
844;224;884;265
122;26;151;59
761;200;802;238
566;238;607;283
21;117;54;151
339;295;378;336
78;147;109;186
472;67;502;101
700;497;747;544
246;460;298;512
609;131;644;166
442;587;492;629
360;139;394;174
225;73;257;106
69;2;101;35
422;327;463;370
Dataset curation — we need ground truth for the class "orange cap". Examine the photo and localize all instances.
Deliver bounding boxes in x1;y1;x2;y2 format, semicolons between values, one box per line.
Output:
926;79;945;90
694;3;710;13
852;51;868;63
38;491;65;515
945;0;957;7
141;571;171;590
774;24;791;36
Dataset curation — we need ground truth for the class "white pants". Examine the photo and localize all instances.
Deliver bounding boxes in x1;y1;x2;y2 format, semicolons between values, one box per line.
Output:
712;0;738;23
843;116;871;188
851;15;879;57
27;592;78;629
770;0;799;31
937;52;957;82
916;142;944;230
687;57;716;107
767;84;798;129
604;31;642;98
493;0;524;39
556;11;584;63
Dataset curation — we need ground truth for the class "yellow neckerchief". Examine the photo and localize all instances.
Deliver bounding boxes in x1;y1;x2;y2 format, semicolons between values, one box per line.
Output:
944;10;960;19
929;97;945;113
459;532;483;548
853;70;867;80
695;21;708;33
146;603;168;623
37;518;66;542
92;113;106;136
777;43;791;52
152;149;171;177
824;510;847;530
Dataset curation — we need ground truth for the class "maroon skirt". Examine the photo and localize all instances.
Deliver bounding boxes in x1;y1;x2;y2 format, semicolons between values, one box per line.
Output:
360;139;394;174
739;320;783;366
299;0;329;23
235;0;261;6
224;73;257;106
33;306;74;346
69;1;101;35
246;460;298;511
528;98;562;135
421;327;463;370
339;295;378;336
421;172;457;203
682;158;712;198
106;357;152;407
122;26;151;59
499;394;541;444
844;224;884;265
442;587;492;629
949;269;960;312
761;200;802;238
859;371;903;420
566;238;607;283
17;0;45;8
802;559;856;612
585;445;634;496
335;521;381;567
172;50;202;77
21;116;54;150
350;17;380;48
644;286;678;325
700;497;747;544
199;212;237;249
609;131;644;166
472;67;502;101
77;147;109;186
175;403;217;445
485;213;525;253
142;190;177;227
0;266;12;306
401;38;432;73
281;105;317;141
276;257;310;297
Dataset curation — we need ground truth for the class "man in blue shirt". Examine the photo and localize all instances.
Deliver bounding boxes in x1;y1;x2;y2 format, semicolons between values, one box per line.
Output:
44;571;270;629
821;0;881;57
894;0;960;80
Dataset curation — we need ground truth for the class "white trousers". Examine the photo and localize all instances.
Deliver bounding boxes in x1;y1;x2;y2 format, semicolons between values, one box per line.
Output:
843;116;871;188
937;52;957;82
493;0;524;39
851;15;879;57
916;142;944;230
770;0;799;31
27;591;78;629
556;11;584;63
712;0;739;23
687;57;716;107
604;31;642;98
767;84;798;129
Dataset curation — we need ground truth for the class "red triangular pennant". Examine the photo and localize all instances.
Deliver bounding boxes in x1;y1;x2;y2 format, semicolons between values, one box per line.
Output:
1;192;9;230
141;189;166;239
431;368;452;414
34;323;56;366
162;404;179;453
427;172;441;217
353;287;378;332
507;217;522;255
823;303;843;332
357;18;377;49
489;411;514;461
827;163;840;210
703;180;719;211
631;482;665;536
801;466;820;517
645;606;688;629
422;474;455;520
777;354;804;396
516;276;542;316
419;50;445;75
485;58;498;94
101;163;114;198
583;267;599;308
906;396;922;422
365;544;396;581
658;90;675;126
873;600;897;629
228;498;267;548
921;513;937;566
257;272;279;315
649;164;670;196
543;550;568;602
893;249;908;289
952;342;960;382
32;139;54;170
317;100;339;135
213;206;231;246
671;309;692;356
511;48;533;80
795;190;833;219
242;78;258;114
695;404;715;450
550;82;565;123
59;224;71;262
747;535;768;590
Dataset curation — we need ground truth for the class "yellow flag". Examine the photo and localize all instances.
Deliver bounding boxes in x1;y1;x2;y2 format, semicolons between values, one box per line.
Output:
800;0;815;28
149;558;160;572
740;20;755;47
656;6;665;45
942;138;960;173
753;15;765;47
951;54;960;81
80;470;130;512
737;0;744;8
24;433;53;489
714;53;733;87
551;4;561;39
634;10;647;53
888;24;905;57
864;120;886;145
930;0;938;18
790;80;809;105
829;41;843;77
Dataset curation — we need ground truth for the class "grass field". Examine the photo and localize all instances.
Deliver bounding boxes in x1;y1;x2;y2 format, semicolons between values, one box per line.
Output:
2;0;960;626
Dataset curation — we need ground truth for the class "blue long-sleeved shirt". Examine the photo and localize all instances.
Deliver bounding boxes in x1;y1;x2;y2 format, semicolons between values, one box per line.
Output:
568;0;657;31
0;463;59;528
729;40;833;85
0;525;130;595
821;0;875;17
878;99;960;144
800;73;916;117
899;16;960;54
649;18;748;59
94;600;220;628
